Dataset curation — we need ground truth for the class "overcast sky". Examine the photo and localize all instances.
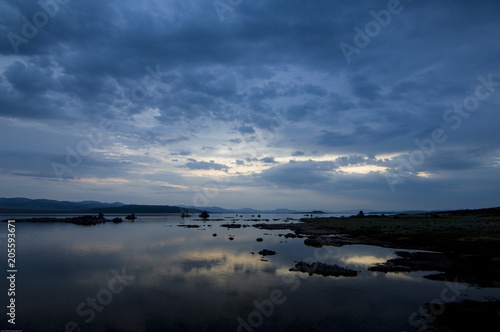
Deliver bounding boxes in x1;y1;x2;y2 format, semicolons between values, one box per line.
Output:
0;0;499;211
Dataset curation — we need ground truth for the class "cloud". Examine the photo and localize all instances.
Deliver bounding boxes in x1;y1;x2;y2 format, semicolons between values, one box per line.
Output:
180;159;229;171
170;150;191;156
260;157;277;164
260;160;336;186
236;125;255;135
0;0;499;210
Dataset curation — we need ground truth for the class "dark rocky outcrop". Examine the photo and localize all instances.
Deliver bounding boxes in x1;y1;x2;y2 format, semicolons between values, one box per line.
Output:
258;249;276;256
289;262;358;277
221;223;241;228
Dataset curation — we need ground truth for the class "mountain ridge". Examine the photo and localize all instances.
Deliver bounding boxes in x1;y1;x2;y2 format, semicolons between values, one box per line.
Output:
0;198;200;214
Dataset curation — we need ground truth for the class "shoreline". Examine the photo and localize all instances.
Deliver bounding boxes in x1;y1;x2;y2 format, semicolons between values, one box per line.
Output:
255;207;500;287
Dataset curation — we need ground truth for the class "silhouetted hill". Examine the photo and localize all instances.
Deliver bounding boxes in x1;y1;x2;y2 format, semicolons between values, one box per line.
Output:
0;197;124;213
77;205;201;214
0;198;200;214
177;205;301;214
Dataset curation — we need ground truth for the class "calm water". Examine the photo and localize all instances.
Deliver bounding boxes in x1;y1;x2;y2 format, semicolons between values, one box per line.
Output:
0;214;498;331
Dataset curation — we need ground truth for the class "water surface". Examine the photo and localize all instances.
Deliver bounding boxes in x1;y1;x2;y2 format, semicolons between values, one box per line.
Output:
0;214;497;331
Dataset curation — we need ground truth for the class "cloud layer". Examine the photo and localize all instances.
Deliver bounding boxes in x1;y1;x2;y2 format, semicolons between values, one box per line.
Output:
0;0;499;210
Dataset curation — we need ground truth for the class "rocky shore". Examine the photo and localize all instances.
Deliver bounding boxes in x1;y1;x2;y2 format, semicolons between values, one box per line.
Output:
254;207;500;287
255;207;500;330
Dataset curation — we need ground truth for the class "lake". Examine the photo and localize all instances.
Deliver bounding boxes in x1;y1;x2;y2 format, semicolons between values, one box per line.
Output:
0;214;497;331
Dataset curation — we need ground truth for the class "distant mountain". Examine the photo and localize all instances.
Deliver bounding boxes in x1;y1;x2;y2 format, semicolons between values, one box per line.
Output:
367;210;428;215
178;205;303;214
77;205;201;214
0;198;200;214
0;197;125;213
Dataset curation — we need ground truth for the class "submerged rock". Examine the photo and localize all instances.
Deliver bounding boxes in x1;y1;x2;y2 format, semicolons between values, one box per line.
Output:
258;249;276;256
289;262;358;277
125;213;136;220
199;211;210;219
221;223;241;228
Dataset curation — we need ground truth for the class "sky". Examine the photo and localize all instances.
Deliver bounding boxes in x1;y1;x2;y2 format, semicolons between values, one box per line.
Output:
0;0;499;211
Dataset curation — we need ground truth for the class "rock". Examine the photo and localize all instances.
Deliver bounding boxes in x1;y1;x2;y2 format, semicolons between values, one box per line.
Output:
284;233;297;239
289;262;358;277
228;236;234;241
357;210;364;217
256;238;263;242
212;233;217;237
221;224;241;228
199;211;210;219
112;217;123;224
258;249;276;256
125;213;136;220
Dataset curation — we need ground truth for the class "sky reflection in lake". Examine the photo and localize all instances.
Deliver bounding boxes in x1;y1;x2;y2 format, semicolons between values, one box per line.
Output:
1;214;496;331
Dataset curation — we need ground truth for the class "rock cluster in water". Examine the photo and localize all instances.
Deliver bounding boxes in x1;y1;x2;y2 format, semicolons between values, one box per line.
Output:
258;249;276;256
289;262;358;277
